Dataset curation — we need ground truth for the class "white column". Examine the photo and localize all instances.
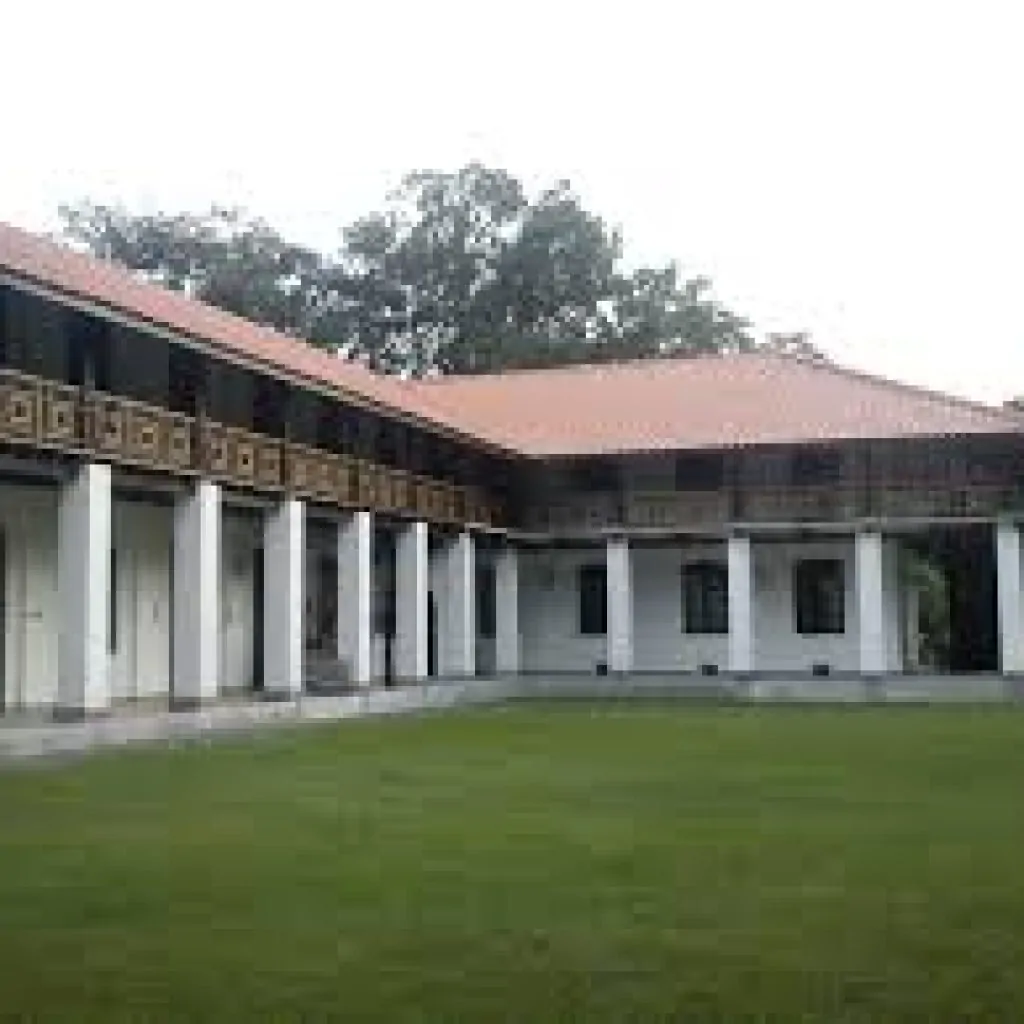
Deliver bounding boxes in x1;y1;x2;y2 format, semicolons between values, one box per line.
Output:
856;529;889;675
606;537;633;674
495;545;520;675
263;498;305;697
439;531;475;677
995;521;1024;674
58;461;112;713
727;533;754;674
172;480;220;705
337;510;373;686
395;520;429;679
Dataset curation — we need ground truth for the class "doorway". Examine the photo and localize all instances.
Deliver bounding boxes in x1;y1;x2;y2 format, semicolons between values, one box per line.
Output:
428;593;438;677
905;526;998;673
251;544;265;691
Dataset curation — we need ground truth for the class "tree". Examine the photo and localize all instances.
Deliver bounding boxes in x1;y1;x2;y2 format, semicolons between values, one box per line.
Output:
334;166;755;373
59;165;811;375
59;202;326;339
609;269;752;358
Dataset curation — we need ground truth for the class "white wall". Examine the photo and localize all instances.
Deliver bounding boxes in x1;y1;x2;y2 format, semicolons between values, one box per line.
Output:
518;537;902;675
519;547;607;673
634;544;730;672
752;538;858;672
0;483;59;709
4;489;324;705
520;543;733;674
110;499;172;702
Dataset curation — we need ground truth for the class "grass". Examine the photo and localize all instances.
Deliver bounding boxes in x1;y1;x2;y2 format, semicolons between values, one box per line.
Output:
1;704;1023;1021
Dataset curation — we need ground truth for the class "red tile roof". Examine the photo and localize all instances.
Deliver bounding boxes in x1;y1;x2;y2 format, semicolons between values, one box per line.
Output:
2;221;1020;458
0;220;459;437
409;352;1024;456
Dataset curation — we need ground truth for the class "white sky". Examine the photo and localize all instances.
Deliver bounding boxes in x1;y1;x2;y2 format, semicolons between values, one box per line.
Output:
2;0;1022;403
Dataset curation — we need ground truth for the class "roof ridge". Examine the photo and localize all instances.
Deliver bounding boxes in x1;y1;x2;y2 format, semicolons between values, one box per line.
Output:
418;349;751;384
424;344;1017;423
761;348;1018;422
4;220;1020;458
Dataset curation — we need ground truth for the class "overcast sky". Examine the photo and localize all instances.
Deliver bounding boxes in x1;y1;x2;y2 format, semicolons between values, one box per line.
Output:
3;1;1022;403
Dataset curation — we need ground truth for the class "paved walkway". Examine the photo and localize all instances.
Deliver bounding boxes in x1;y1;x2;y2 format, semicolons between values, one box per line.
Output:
1;674;1019;763
0;680;514;763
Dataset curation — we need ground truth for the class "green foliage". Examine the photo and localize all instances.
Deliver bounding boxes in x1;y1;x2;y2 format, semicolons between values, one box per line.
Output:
0;706;1022;1020
60;166;813;375
60;202;325;338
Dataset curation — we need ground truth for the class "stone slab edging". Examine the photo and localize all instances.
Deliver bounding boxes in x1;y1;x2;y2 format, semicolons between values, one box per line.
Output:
0;675;1020;762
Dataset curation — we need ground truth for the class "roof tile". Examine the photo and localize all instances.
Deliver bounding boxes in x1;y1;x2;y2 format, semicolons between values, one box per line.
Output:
3;221;1019;458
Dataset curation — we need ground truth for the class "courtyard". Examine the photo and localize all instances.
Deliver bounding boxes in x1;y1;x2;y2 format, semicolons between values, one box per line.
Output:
1;704;1022;1020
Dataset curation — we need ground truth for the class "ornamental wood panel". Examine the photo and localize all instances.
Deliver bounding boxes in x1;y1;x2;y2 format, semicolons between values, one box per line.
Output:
0;369;44;444
0;371;521;531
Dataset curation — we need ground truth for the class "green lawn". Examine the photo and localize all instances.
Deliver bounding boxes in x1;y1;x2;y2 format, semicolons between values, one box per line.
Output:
1;705;1023;1021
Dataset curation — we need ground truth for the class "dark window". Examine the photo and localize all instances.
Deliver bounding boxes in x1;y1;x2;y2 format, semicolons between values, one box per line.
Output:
67;310;111;390
682;561;729;634
791;448;843;486
967;445;1017;483
168;347;207;415
795;558;845;635
568;460;620;493
252;376;289;436
477;564;496;639
675;454;725;491
578;563;607;635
